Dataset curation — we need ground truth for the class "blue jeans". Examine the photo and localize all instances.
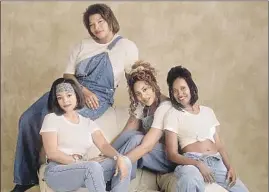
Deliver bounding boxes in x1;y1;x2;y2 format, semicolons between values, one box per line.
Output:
13;92;111;185
174;152;249;192
44;157;132;192
13;36;122;185
112;130;176;180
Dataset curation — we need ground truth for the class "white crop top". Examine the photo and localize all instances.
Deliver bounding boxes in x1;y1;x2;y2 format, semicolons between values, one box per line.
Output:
164;106;220;149
40;113;100;156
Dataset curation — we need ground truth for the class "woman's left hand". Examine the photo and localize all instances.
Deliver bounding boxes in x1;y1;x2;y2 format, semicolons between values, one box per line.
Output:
114;156;128;180
227;167;237;188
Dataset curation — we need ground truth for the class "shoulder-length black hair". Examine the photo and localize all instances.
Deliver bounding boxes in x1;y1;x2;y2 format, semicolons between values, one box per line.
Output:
48;78;85;115
166;65;198;111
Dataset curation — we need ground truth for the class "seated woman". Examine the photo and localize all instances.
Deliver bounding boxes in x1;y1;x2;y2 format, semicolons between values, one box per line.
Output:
112;61;176;179
164;65;249;192
12;3;138;192
40;77;132;192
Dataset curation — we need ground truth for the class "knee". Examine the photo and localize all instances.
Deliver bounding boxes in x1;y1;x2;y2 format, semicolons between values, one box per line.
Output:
175;165;204;185
129;134;144;146
122;130;140;138
85;161;103;177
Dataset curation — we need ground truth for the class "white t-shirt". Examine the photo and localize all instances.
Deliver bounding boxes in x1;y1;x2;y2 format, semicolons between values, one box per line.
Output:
164;106;220;149
40;113;100;156
65;34;139;88
133;100;172;130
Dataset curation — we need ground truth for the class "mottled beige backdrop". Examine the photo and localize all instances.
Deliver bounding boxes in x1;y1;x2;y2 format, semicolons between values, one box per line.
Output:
1;1;268;192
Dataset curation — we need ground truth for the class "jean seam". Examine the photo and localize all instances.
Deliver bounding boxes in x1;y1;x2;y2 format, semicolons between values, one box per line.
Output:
86;165;99;192
47;166;88;173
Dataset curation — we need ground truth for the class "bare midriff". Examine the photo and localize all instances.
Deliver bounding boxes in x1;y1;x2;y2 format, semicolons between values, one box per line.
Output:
182;139;218;154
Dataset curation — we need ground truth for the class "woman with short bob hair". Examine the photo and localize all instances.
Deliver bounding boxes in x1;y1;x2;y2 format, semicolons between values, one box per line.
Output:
164;65;249;192
41;77;132;192
83;3;120;39
47;78;85;115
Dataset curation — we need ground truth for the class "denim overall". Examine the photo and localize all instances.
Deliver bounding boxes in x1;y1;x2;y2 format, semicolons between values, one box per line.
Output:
112;111;176;180
13;36;123;185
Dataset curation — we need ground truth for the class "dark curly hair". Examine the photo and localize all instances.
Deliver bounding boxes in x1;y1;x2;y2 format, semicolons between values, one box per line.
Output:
166;65;198;111
83;4;120;39
127;60;161;115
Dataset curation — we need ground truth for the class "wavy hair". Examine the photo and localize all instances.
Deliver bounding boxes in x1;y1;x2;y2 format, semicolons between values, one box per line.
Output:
127;61;161;115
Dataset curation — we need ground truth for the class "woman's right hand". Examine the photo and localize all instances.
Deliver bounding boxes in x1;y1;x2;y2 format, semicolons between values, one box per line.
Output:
196;161;215;183
82;87;99;109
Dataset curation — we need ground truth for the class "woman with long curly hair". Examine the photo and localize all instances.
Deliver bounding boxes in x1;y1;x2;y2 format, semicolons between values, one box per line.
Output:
111;60;176;180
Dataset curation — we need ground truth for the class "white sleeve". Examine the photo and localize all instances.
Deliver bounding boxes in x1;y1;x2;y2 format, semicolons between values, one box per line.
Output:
64;42;82;74
209;108;220;127
89;119;101;133
163;109;179;134
151;102;172;130
124;40;139;74
39;114;59;134
209;108;220;135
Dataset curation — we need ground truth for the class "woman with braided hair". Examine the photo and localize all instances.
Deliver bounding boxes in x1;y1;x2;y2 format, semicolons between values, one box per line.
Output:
111;60;176;180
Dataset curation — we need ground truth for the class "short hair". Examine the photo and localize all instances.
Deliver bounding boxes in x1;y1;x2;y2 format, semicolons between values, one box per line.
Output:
127;60;161;115
48;78;85;115
83;4;120;39
166;65;198;111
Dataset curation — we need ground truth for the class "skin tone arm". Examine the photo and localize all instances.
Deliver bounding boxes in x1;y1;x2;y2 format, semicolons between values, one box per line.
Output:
92;130;128;180
165;130;215;183
92;130;123;158
63;73;99;109
42;132;75;164
165;130;201;166
214;128;237;187
214;128;231;169
125;127;163;162
42;130;125;163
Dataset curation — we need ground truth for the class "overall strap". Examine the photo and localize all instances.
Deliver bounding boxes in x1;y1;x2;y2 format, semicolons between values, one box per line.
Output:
107;36;123;50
